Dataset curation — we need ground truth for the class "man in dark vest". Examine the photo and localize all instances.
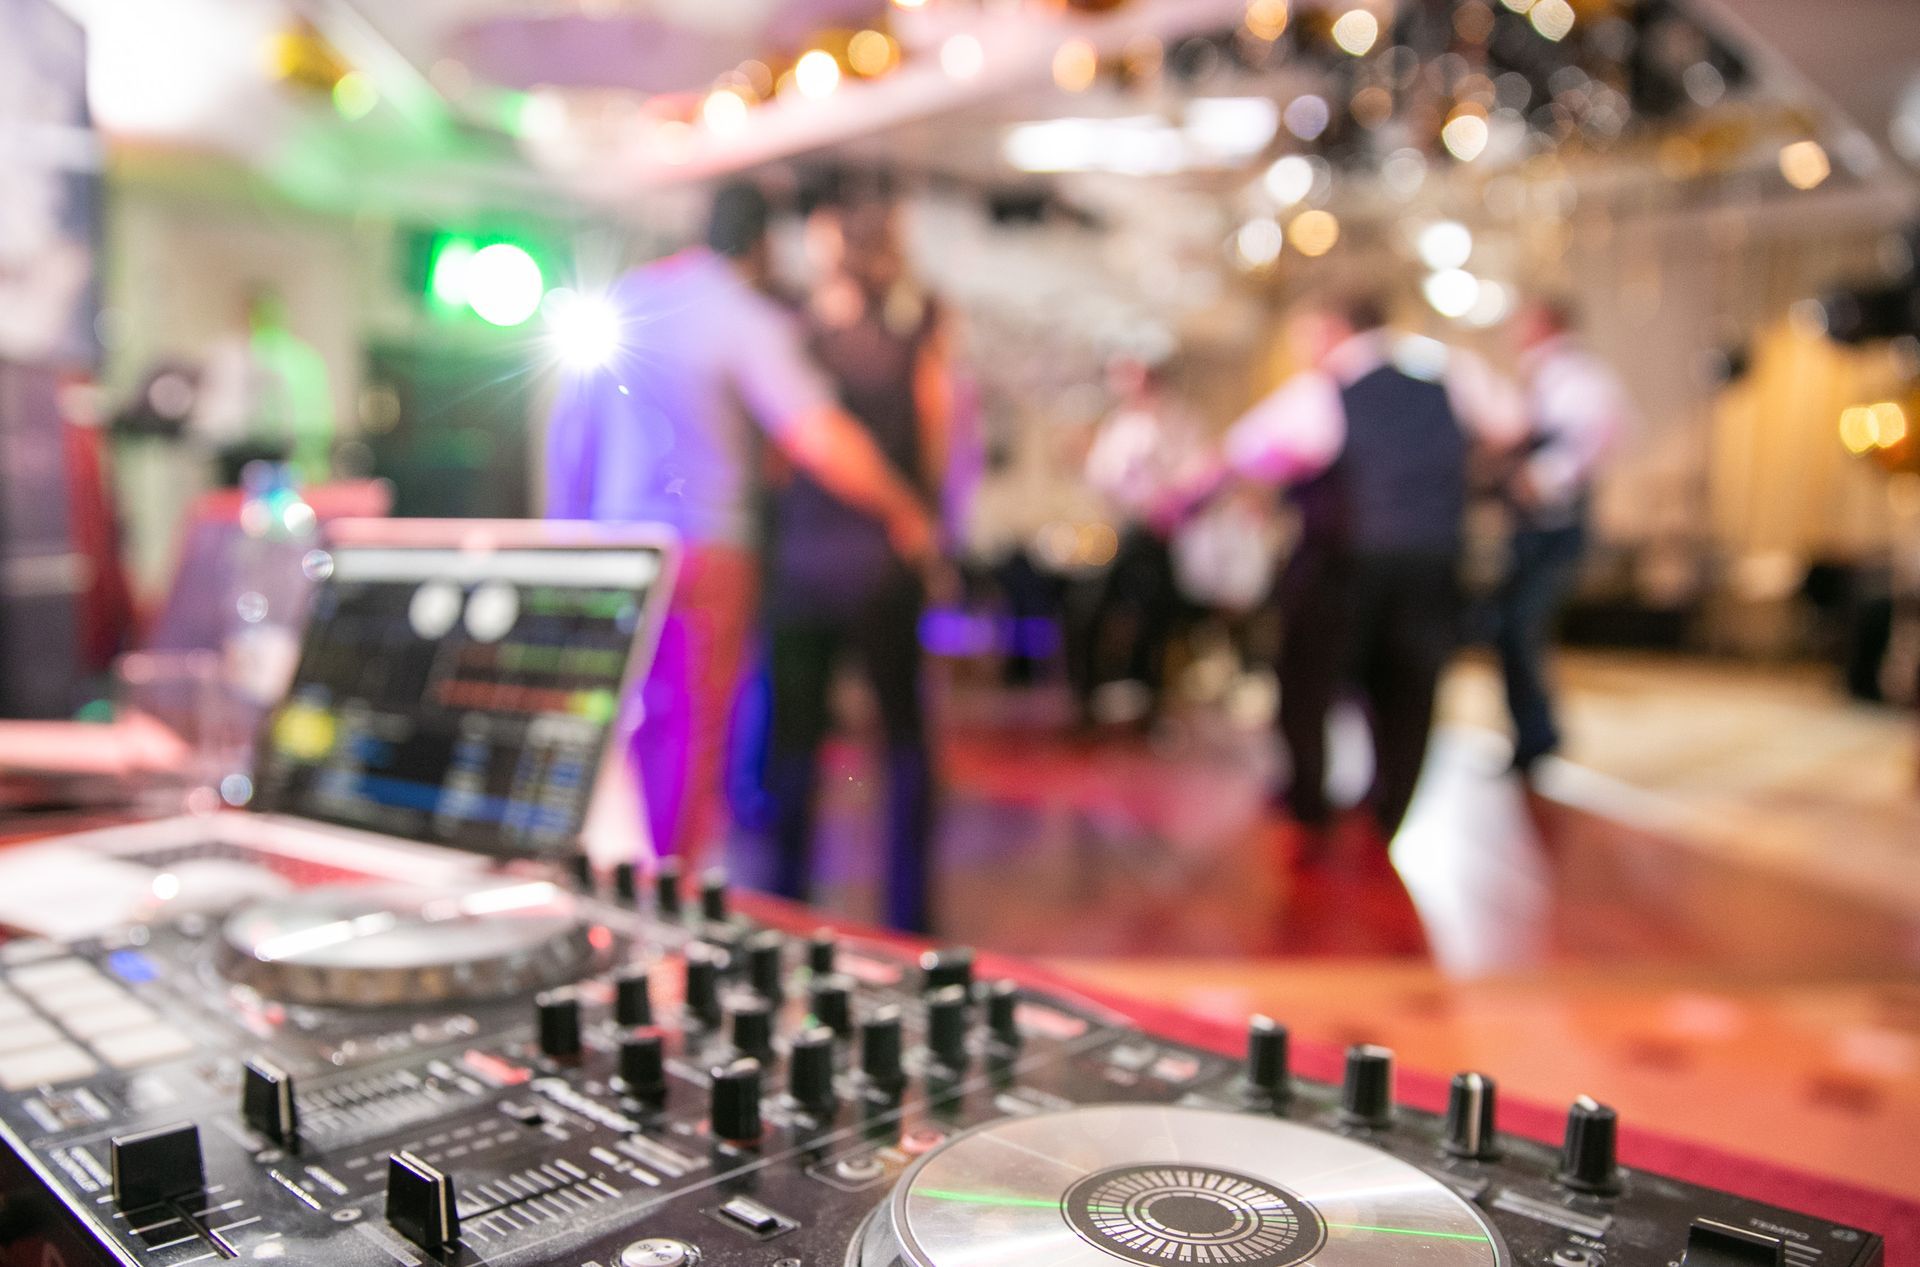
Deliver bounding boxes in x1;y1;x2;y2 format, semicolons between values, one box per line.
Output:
1223;294;1519;844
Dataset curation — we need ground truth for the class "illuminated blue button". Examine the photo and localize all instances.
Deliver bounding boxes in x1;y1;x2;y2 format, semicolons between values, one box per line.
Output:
107;950;158;984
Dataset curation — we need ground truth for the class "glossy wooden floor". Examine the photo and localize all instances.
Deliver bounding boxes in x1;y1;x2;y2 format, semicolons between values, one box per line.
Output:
723;661;1920;1197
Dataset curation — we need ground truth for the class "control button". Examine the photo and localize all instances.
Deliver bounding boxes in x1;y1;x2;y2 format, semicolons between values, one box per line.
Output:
926;984;970;1071
536;987;582;1059
612;860;639;904
728;997;774;1063
710;1056;764;1145
1245;1015;1290;1101
1444;1072;1499;1160
834;1154;885;1183
653;860;684;918
1682;1219;1786;1267
985;980;1022;1048
111;1122;204;1208
808;974;854;1038
568;854;596;893
7;959;101;993
618;1029;669;1107
386;1150;460;1253
1557;1096;1623;1195
0;990;31;1024
900;1126;947;1155
699;869;730;924
241;1059;300;1147
745;931;787;1005
1339;1044;1394;1129
0;1042;98;1091
806;930;837;976
684;947;725;1030
60;1001;159;1040
788;1026;838;1117
0;1019;65;1055
920;947;974;995
622;1239;696;1267
613;965;653;1028
95;1026;194;1071
717;1195;784;1235
860;1006;906;1095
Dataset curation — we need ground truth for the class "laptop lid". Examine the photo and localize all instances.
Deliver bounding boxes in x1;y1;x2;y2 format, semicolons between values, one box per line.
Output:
245;520;678;863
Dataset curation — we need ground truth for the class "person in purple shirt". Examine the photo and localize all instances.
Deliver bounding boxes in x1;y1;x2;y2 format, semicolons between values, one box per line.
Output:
545;183;934;872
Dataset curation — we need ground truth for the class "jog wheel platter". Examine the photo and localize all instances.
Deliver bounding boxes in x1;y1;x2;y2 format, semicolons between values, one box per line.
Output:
856;1106;1507;1267
219;880;598;1006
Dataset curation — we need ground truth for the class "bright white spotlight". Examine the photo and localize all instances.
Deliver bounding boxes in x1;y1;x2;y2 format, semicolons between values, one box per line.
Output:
1416;220;1473;270
545;290;624;371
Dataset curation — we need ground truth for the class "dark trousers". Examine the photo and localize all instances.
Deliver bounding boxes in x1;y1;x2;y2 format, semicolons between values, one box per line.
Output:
1067;524;1180;722
765;575;936;932
1277;549;1460;839
1494;523;1585;769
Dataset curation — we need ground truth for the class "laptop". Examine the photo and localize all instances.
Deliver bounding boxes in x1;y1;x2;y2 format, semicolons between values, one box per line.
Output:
0;520;679;940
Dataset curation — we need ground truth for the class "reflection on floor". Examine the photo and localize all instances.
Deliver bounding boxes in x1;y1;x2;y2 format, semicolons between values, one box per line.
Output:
725;653;1920;1195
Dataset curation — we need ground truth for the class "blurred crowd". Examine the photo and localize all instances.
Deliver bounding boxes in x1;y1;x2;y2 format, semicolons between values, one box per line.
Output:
546;179;1631;933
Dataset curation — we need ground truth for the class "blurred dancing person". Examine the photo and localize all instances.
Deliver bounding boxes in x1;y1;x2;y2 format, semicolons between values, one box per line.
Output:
545;183;935;872
1074;358;1209;730
1496;298;1627;775
760;190;950;932
1223;294;1518;843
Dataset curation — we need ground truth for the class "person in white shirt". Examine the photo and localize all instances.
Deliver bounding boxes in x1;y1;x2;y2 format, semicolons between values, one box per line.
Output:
1222;294;1521;844
1496;297;1628;774
1076;358;1210;727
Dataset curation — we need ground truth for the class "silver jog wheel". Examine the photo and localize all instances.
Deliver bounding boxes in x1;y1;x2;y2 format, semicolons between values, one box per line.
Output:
220;880;597;1007
854;1104;1508;1267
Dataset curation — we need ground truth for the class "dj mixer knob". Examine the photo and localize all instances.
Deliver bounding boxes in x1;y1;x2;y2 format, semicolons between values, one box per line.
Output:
240;1058;301;1147
699;869;730;924
745;929;787;1004
386;1151;460;1253
1558;1095;1624;1195
926;984;971;1071
612;860;638;905
729;997;775;1063
613;963;653;1027
860;1005;907;1096
788;1025;839;1118
110;1122;204;1209
1340;1043;1395;1129
809;974;855;1038
1443;1072;1500;1160
807;929;838;976
684;946;724;1029
653;859;683;918
1245;1015;1291;1103
920;947;974;995
709;1056;764;1145
536;987;583;1059
618;1029;669;1108
568;854;595;892
984;979;1022;1049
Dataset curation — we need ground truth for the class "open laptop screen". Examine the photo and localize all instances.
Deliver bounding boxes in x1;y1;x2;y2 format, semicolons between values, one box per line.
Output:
248;533;670;859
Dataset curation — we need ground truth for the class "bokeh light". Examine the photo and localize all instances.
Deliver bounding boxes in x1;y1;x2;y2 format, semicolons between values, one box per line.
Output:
1442;107;1490;161
1234;218;1284;269
1284;94;1331;141
1053;40;1099;93
1264;154;1317;205
1331;10;1380;56
942;35;986;81
848;30;900;78
544;289;624;371
1778;140;1831;190
795;50;842;99
1417;220;1473;270
1529;0;1575;41
1423;268;1481;318
331;71;378;121
701;86;750;134
1288;210;1340;257
466;245;545;327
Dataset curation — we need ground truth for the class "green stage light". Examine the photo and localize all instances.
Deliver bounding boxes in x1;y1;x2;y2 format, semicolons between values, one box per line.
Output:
428;238;477;308
466;243;544;326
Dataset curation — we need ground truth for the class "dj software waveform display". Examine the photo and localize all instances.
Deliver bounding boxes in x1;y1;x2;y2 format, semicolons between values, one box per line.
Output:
250;545;665;857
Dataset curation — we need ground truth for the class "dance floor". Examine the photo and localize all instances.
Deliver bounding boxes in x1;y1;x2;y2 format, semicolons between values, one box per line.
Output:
723;665;1920;1197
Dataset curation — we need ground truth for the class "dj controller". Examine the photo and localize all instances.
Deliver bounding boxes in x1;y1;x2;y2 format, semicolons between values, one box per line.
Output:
0;853;1885;1267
